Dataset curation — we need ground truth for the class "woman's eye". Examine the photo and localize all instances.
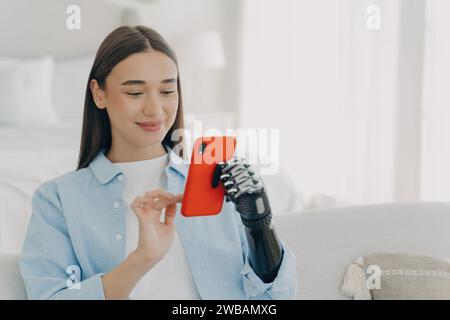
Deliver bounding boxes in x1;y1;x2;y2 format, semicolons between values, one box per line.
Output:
126;92;143;96
161;90;175;95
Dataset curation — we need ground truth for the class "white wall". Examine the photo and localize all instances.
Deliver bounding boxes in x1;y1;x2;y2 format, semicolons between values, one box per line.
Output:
134;0;241;117
237;0;433;207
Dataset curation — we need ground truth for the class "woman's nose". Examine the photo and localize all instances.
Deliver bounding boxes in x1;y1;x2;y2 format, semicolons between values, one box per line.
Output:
143;93;163;116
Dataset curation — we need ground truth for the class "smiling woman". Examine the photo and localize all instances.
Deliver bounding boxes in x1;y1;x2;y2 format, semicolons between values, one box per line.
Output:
89;50;181;163
78;26;186;169
19;25;297;300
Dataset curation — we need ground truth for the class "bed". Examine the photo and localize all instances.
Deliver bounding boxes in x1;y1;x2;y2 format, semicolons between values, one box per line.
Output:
0;123;82;252
0;0;139;254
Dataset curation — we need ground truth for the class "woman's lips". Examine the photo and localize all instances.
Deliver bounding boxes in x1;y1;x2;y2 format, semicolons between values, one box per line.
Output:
136;121;163;132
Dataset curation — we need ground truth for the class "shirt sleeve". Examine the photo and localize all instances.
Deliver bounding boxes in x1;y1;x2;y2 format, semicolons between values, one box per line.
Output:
19;182;106;300
232;205;298;300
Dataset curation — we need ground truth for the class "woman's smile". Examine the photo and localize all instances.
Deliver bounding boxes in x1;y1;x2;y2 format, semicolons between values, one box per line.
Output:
135;120;163;132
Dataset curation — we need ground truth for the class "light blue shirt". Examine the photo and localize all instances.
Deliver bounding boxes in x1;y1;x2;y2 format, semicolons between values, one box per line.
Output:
19;146;297;300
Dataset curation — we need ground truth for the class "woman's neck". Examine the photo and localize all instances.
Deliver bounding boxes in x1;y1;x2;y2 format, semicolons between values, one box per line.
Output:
107;143;167;163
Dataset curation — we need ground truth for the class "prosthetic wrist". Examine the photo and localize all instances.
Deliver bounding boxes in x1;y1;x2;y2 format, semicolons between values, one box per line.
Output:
212;157;284;283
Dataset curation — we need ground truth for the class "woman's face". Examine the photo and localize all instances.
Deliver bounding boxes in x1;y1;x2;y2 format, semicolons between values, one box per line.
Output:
91;50;179;151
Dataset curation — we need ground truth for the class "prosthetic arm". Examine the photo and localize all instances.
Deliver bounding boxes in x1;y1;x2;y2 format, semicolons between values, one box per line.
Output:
212;157;284;283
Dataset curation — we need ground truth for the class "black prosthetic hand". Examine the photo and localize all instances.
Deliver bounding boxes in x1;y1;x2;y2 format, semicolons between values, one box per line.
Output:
212;157;284;283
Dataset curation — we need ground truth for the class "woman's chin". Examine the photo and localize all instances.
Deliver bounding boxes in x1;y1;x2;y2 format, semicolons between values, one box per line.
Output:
136;131;166;145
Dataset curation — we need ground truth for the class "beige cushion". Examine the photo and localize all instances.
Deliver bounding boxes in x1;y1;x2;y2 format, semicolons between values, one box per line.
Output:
341;253;450;300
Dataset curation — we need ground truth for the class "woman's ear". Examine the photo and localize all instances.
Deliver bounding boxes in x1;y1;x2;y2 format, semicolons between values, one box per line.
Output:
90;79;107;110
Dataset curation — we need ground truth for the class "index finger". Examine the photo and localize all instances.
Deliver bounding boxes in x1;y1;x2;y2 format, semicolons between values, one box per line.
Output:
174;193;184;203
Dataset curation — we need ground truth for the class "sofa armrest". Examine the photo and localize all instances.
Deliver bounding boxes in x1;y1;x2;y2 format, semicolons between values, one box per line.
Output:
0;254;27;300
274;202;450;299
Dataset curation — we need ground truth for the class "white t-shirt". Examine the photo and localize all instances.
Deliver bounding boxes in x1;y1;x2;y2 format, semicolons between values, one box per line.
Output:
114;153;200;300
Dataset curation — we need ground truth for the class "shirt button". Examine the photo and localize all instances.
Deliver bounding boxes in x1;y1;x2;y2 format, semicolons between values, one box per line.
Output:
117;174;124;181
113;201;120;209
115;233;123;241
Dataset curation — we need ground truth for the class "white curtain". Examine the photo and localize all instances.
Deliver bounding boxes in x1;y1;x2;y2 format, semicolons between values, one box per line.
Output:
238;0;430;208
421;0;450;202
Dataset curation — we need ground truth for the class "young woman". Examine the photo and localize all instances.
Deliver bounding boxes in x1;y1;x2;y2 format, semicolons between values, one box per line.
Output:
19;26;297;300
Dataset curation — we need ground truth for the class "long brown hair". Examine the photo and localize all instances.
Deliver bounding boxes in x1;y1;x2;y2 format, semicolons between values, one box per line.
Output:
77;25;185;170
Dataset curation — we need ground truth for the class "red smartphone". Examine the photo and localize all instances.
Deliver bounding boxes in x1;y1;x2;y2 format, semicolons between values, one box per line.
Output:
181;136;237;217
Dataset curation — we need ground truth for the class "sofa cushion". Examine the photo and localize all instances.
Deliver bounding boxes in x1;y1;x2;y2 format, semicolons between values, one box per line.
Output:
274;202;450;299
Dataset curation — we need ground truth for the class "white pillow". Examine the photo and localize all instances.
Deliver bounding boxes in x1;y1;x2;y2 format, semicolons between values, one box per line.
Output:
0;61;27;125
0;56;59;125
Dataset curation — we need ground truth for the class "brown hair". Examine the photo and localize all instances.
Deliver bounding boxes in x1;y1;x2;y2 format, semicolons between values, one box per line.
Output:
76;25;185;170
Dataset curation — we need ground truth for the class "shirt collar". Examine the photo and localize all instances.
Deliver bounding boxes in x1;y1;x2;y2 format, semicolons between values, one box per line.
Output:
89;144;188;185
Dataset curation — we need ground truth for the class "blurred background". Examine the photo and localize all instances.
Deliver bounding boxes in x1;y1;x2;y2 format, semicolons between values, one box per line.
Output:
0;0;449;252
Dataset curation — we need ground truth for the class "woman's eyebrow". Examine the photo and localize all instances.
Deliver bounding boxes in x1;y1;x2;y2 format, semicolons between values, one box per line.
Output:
121;80;146;86
120;78;176;85
161;78;177;84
